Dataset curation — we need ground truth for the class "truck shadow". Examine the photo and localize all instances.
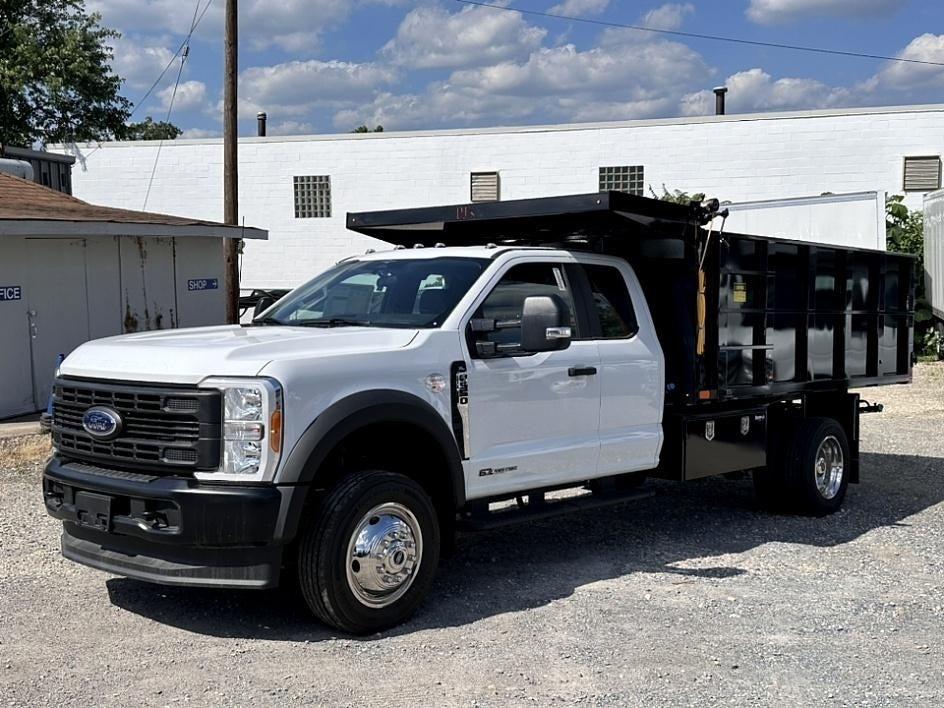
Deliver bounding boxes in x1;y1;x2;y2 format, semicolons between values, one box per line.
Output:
105;451;944;641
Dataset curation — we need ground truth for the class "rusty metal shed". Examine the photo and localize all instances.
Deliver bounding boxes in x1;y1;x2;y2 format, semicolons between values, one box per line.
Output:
0;173;267;418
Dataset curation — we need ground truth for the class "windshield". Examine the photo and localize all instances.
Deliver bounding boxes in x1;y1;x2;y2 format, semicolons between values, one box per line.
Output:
256;257;490;328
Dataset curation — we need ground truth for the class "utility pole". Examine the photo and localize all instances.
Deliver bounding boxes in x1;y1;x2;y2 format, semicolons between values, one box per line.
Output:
223;0;239;323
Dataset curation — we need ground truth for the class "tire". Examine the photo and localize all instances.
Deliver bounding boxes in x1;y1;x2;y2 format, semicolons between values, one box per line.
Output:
297;470;441;635
779;417;850;516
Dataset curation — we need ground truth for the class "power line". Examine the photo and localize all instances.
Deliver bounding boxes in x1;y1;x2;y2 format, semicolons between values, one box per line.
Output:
142;47;188;210
77;0;214;162
142;0;204;210
454;0;944;68
127;0;214;121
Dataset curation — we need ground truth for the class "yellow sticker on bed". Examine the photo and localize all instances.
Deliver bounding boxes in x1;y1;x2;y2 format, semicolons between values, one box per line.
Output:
733;281;748;304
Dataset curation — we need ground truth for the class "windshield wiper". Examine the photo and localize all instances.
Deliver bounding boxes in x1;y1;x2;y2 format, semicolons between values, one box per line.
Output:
296;318;373;327
251;315;283;326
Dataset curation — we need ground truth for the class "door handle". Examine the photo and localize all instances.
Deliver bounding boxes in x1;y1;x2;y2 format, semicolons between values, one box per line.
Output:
568;366;597;377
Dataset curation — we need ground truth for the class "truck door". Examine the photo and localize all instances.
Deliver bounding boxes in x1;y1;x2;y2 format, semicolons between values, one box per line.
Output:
462;260;601;498
569;259;664;475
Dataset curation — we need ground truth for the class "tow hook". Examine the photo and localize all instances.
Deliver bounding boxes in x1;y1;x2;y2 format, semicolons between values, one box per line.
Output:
858;400;884;414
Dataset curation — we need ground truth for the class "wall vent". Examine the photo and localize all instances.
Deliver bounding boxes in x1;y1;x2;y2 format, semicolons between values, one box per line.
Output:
903;156;941;192
471;172;500;202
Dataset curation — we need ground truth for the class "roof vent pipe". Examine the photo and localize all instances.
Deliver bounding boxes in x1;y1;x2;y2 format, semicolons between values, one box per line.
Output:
257;112;267;137
713;86;728;115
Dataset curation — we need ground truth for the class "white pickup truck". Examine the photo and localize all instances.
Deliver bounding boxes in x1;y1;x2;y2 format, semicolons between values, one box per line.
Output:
43;192;914;634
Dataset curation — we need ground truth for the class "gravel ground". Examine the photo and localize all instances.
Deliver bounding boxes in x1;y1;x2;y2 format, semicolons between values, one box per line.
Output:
2;365;943;707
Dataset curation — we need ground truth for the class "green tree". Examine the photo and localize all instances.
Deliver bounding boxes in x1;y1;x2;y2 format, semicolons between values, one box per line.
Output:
650;184;705;204
352;124;384;133
886;194;924;275
886;195;939;358
0;0;131;146
119;116;182;141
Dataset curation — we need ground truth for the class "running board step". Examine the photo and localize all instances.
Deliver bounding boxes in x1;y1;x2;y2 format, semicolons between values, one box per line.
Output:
457;488;655;532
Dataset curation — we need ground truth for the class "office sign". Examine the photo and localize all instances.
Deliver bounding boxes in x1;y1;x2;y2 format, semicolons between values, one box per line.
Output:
0;286;22;302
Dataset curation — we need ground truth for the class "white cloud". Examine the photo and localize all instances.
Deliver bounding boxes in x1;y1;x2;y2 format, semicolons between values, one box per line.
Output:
548;0;610;16
241;0;349;52
862;33;944;94
340;34;710;130
97;0;944;136
449;39;708;98
597;3;695;48
680;68;852;115
108;36;176;91
87;0;224;37
746;0;904;25
382;3;547;69
236;59;397;119
89;0;397;52
180;127;220;139
269;120;316;135
333;89;533;132
641;3;695;30
157;80;208;112
678;32;944;117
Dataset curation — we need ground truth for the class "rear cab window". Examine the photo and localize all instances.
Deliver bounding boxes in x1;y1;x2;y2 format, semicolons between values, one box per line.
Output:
576;263;639;339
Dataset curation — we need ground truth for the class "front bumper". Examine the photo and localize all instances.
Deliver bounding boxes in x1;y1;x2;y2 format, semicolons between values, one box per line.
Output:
43;457;299;589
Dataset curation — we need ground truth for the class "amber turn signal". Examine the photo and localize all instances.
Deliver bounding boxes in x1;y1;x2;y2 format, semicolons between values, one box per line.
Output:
269;409;283;453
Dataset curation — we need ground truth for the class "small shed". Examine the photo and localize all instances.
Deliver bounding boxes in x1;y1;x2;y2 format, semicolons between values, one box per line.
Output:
0;173;267;419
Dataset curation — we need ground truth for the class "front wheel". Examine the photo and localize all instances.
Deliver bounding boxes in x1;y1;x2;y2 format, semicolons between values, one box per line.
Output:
297;470;440;634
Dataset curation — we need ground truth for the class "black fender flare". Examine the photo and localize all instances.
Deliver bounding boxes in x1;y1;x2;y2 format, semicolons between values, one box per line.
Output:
274;390;466;540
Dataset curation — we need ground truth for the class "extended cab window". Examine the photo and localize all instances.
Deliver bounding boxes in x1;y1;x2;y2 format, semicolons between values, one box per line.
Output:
583;264;638;338
471;262;577;350
259;257;488;328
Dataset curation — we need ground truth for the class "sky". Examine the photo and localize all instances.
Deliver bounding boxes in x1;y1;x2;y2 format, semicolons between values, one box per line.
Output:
88;0;944;138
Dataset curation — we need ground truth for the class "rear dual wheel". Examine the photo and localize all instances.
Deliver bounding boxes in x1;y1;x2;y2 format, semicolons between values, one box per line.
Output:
753;417;850;516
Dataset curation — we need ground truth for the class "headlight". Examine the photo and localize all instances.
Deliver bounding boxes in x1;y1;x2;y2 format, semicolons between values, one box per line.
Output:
196;377;283;482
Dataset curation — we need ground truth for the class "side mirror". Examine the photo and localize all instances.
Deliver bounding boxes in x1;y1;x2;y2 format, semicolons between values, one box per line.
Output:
253;293;278;318
520;295;571;352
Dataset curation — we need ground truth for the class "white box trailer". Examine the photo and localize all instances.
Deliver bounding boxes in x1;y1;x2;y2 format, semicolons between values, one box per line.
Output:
723;191;886;251
925;189;944;322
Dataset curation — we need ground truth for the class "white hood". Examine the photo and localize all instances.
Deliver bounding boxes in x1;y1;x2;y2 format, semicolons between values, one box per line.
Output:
60;325;419;384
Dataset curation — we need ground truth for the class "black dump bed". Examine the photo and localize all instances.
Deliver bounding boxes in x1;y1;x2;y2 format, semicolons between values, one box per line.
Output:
348;191;915;407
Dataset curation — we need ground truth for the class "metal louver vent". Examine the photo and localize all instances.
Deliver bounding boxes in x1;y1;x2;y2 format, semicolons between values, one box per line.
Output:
471;172;500;202
903;156;941;192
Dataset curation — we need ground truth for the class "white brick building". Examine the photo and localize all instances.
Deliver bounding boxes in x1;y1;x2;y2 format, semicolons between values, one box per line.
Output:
61;104;944;290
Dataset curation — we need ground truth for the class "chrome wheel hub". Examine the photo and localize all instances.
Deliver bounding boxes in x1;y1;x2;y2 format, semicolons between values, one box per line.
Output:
345;502;422;608
814;435;844;499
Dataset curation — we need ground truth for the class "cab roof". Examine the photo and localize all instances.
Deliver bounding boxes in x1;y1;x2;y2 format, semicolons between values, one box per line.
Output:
349;245;560;262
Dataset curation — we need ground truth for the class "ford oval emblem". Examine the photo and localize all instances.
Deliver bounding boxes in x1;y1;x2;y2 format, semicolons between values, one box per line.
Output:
82;406;123;440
